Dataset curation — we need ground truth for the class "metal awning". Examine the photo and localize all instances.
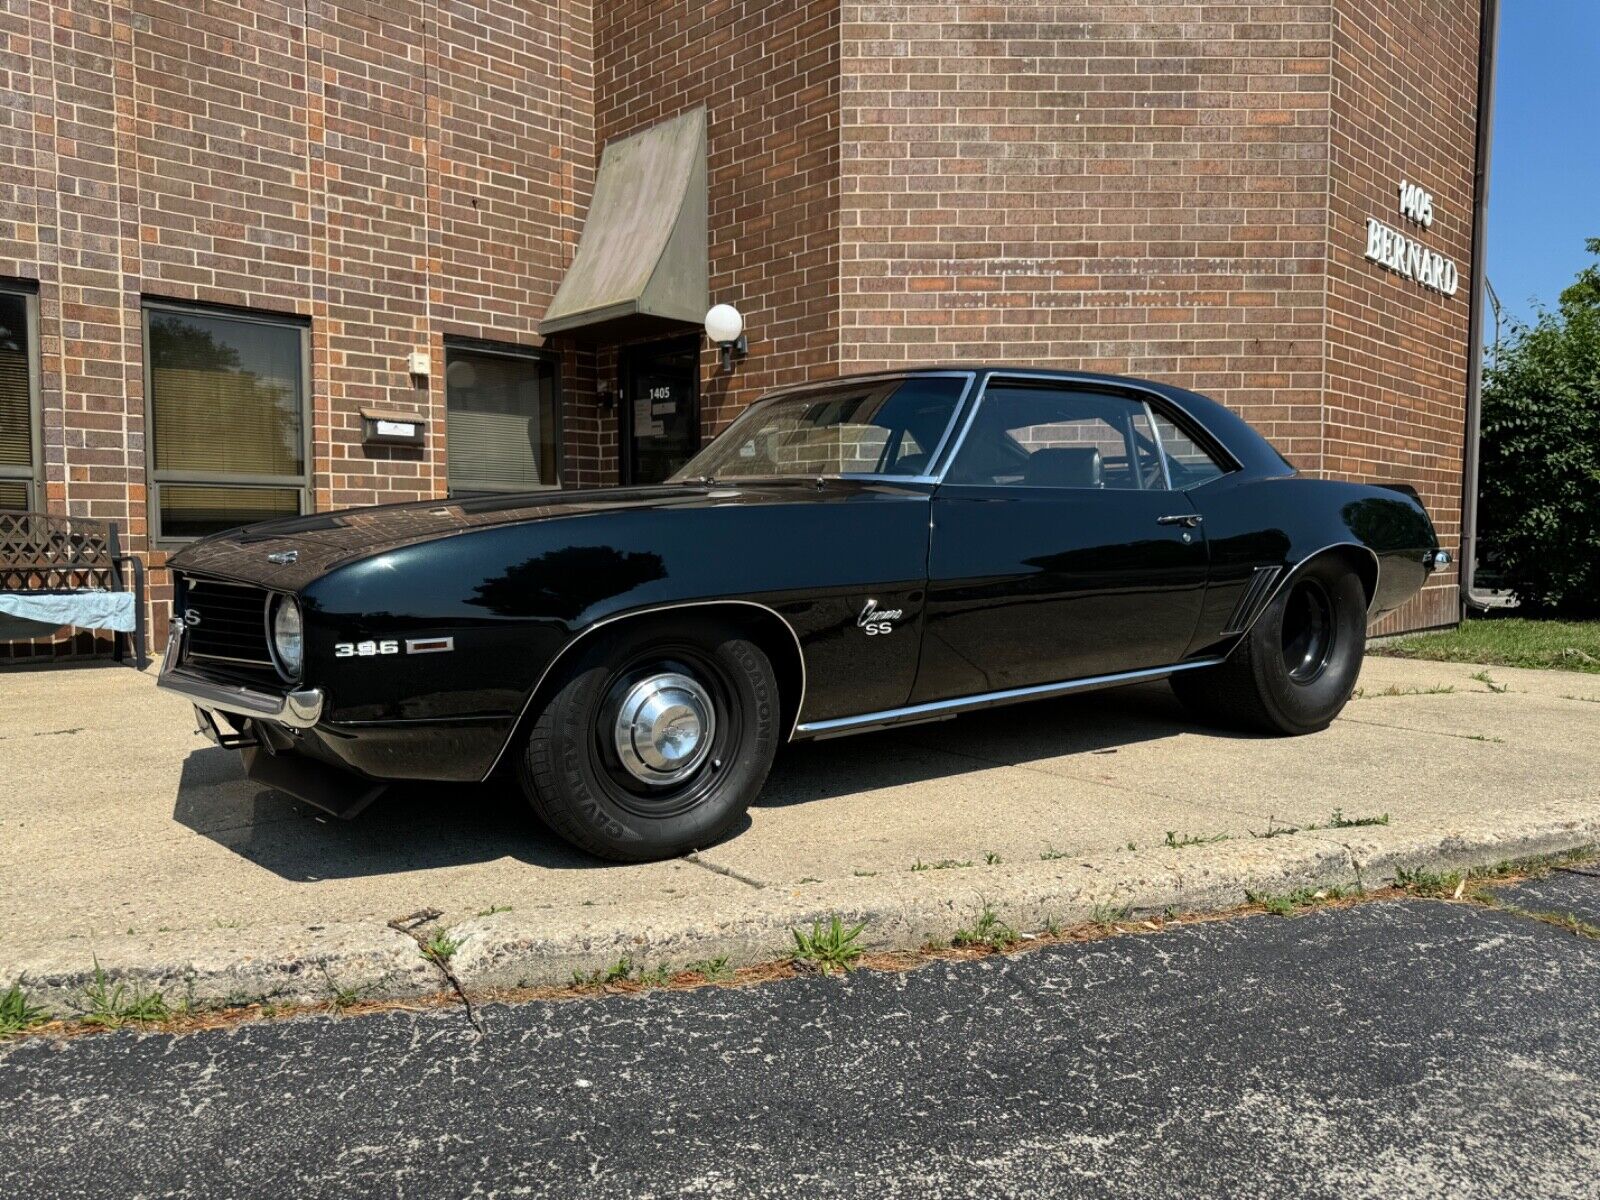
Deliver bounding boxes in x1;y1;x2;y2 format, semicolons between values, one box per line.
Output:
539;108;708;340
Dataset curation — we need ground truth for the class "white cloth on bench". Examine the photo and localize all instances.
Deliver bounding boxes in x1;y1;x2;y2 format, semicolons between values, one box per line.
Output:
0;590;137;633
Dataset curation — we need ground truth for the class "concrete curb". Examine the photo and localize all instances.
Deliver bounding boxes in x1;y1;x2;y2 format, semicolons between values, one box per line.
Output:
8;803;1600;1014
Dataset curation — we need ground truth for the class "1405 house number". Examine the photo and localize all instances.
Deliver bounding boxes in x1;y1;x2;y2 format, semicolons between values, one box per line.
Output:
1363;179;1459;297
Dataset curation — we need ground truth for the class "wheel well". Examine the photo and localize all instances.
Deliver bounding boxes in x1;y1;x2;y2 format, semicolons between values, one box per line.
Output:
1304;544;1380;613
488;601;806;780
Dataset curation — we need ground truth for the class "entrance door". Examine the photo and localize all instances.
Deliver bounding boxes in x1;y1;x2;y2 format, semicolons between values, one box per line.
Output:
621;339;700;484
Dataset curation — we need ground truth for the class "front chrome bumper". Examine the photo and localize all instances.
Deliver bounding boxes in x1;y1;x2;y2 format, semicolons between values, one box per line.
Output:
157;621;324;730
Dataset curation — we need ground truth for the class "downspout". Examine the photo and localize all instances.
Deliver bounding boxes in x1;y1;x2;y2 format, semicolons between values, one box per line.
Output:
1459;0;1500;614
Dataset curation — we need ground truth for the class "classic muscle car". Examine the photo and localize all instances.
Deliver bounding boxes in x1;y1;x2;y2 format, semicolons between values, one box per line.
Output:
159;367;1449;861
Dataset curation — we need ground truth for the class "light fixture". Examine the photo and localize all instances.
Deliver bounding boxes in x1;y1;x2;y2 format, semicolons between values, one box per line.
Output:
704;303;747;373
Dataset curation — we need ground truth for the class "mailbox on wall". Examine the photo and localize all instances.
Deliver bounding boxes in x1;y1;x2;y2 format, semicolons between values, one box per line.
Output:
360;408;427;448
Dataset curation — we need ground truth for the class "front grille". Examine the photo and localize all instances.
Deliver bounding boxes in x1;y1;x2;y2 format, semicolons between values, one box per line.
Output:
180;576;278;680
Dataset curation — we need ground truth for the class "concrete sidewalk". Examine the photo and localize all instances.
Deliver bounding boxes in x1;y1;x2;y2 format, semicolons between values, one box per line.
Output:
3;654;1598;1010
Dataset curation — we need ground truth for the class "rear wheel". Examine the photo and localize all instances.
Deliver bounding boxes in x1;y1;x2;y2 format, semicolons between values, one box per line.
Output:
517;617;779;861
1171;556;1367;735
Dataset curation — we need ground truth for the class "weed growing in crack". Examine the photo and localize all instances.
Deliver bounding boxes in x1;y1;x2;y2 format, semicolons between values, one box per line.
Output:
421;930;461;965
475;904;512;917
985;851;1003;866
1165;831;1230;849
573;956;635;987
1089;903;1132;927
1040;845;1069;861
1251;816;1301;839
1324;809;1390;829
952;907;1019;951
790;916;867;974
0;981;50;1038
687;956;733;982
78;961;168;1029
912;858;974;872
1246;884;1362;916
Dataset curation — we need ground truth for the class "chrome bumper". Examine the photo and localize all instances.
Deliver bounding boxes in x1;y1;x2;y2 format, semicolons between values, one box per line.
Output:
157;621;324;730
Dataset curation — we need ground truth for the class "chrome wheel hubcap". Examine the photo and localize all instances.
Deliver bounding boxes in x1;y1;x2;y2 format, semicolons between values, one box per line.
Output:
612;672;716;787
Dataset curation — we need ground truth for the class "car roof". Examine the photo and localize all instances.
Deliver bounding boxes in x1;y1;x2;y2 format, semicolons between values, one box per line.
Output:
761;366;1295;480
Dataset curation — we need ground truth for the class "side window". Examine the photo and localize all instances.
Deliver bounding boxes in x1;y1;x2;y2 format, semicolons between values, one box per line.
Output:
1150;412;1227;488
946;385;1167;490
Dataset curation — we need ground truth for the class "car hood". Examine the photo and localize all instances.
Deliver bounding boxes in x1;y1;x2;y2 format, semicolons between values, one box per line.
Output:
168;480;919;591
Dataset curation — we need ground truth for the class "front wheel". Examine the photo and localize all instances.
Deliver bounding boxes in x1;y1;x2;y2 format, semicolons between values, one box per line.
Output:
517;617;780;862
1171;556;1367;735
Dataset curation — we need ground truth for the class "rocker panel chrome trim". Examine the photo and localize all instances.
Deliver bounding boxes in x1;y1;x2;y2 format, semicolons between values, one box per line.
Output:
792;657;1226;739
480;598;809;781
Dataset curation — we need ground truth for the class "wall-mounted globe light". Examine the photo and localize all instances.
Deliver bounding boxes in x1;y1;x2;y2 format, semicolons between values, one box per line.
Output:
704;304;748;374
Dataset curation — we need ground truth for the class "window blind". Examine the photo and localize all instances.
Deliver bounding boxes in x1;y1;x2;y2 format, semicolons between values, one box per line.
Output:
148;310;304;478
446;349;557;492
0;293;32;471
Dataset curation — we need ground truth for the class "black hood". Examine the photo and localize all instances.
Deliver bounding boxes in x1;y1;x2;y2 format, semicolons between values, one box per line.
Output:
168;479;919;590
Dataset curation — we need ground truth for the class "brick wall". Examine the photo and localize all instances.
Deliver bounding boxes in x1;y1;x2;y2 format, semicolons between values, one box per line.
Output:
836;2;1477;630
0;0;595;660
1;0;1480;663
594;0;842;451
838;2;1336;467
1325;0;1478;633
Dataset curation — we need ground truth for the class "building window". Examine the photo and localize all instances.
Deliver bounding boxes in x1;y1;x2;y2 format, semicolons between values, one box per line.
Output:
144;303;309;542
0;282;40;512
445;342;560;495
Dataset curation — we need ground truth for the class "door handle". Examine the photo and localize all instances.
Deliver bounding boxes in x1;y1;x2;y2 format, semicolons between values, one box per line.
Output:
1156;514;1203;528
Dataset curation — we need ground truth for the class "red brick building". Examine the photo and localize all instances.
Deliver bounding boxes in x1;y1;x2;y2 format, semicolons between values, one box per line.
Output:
0;0;1489;658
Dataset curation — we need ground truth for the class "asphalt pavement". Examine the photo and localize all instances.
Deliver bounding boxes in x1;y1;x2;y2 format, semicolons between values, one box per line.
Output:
4;872;1600;1199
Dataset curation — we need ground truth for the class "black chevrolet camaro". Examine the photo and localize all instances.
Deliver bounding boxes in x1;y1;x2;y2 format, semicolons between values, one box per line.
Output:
160;368;1447;861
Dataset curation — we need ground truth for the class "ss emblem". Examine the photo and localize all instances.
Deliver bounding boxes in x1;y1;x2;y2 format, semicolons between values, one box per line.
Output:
334;640;399;657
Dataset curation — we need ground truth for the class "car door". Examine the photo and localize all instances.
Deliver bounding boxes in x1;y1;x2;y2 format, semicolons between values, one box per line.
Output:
911;379;1211;704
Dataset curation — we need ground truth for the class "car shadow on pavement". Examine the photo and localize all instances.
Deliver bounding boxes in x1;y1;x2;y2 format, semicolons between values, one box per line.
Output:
169;683;1259;880
758;680;1260;809
170;748;607;882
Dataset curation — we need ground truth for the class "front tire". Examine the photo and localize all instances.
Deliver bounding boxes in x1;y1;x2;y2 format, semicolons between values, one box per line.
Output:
1171;556;1367;735
518;617;779;862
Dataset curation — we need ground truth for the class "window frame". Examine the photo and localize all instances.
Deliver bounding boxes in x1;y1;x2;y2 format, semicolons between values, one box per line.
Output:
142;299;313;547
940;372;1239;493
443;337;564;497
0;279;43;512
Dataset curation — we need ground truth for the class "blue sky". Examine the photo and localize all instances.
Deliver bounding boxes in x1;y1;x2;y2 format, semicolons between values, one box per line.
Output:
1486;0;1600;327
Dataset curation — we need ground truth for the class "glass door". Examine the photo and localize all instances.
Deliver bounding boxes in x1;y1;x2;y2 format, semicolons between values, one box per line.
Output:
621;339;700;484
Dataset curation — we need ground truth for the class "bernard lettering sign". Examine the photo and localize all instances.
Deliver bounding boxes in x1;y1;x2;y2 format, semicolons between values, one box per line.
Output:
1364;180;1458;297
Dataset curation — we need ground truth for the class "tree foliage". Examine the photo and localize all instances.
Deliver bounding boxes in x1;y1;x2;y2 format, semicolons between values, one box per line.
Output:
1478;240;1600;615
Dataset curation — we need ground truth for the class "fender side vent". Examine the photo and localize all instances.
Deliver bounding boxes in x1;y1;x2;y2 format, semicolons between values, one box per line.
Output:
1221;566;1282;635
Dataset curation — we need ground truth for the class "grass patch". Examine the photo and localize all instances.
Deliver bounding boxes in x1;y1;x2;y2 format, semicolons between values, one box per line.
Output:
1323;809;1390;829
1165;830;1230;849
573;955;635;987
984;851;1003;866
78;961;169;1029
1373;617;1600;674
1089;902;1132;927
790;916;867;974
911;858;973;871
951;908;1019;952
686;956;733;982
1;981;50;1038
1469;669;1510;693
1352;683;1456;699
1246;884;1362;916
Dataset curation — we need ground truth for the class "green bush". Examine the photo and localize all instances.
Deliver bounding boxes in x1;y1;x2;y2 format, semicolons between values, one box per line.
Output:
1478;240;1600;615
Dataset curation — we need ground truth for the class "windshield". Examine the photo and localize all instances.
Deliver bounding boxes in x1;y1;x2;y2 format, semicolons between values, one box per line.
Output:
671;376;969;482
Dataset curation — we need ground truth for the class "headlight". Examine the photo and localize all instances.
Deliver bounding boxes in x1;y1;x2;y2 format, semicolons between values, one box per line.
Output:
270;595;304;680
